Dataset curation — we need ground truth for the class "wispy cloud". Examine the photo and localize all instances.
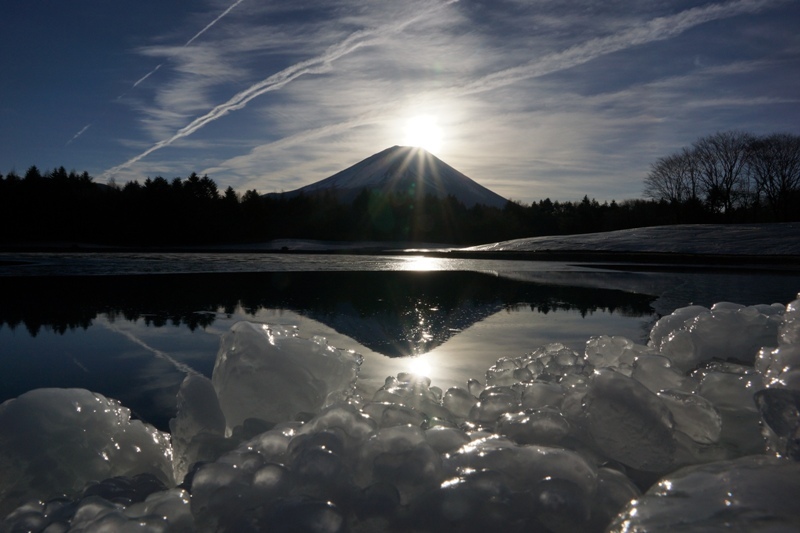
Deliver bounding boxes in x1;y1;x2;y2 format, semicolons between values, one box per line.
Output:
199;0;788;198
125;0;246;94
453;0;788;97
94;0;798;202
105;0;460;178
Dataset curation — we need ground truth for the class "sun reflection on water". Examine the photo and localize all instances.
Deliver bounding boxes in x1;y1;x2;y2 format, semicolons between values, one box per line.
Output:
398;256;445;271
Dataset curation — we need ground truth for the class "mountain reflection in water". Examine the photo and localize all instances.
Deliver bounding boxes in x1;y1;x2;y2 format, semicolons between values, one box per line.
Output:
0;271;655;357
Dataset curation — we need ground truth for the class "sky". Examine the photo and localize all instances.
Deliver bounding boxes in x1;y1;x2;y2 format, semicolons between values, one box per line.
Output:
2;0;799;203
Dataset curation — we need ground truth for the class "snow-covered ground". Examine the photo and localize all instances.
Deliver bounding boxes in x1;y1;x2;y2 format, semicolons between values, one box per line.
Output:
229;223;800;257
461;223;800;256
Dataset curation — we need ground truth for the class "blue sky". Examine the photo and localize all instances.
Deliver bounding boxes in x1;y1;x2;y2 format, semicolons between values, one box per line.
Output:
2;0;798;203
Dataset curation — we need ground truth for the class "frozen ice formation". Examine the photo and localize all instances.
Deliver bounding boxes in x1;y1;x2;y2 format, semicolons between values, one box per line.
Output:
212;322;363;431
2;294;800;531
0;388;173;515
609;455;800;532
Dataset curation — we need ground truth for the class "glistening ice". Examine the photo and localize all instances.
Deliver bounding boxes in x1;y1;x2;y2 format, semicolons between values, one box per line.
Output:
2;295;800;532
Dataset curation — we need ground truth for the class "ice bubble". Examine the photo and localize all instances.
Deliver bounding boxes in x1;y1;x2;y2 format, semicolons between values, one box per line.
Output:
424;426;471;454
608;455;800;532
520;381;565;410
442;387;477;419
468;386;521;427
370;373;453;423
526;343;587;379
445;436;597;500
212;322;362;431
495;408;571;446
358;425;442;503
0;388;173;515
585;335;651;374
583;369;676;473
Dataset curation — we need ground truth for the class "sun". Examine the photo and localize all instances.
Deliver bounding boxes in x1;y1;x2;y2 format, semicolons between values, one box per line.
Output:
403;115;443;153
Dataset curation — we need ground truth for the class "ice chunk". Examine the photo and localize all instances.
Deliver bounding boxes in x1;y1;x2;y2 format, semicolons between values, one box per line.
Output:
495;408;571;446
590;467;641;531
442;387;477;419
757;344;800;389
654;303;783;371
609;455;800;532
585;335;651;374
371;373;453;422
520;381;565;410
780;297;800;345
690;363;766;455
357;425;442;503
631;354;690;393
527;343;587;379
424;426;471;455
583;369;676;473
169;374;227;483
0;388;173;515
657;389;722;445
468;386;521;427
755;388;800;460
212;322;362;431
696;363;762;412
445;436;597;500
648;306;708;351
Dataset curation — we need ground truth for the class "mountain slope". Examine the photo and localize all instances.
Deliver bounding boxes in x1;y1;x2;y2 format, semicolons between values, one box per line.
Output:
269;146;508;208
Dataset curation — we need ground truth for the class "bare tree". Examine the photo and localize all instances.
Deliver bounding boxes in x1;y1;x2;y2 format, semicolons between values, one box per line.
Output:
692;131;753;216
644;147;701;203
748;133;800;221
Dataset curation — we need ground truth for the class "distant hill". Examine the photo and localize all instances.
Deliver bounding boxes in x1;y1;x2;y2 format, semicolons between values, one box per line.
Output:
266;145;508;208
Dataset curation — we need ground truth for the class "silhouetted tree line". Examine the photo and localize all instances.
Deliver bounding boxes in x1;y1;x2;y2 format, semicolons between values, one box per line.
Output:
0;271;655;341
2;130;797;246
643;131;800;223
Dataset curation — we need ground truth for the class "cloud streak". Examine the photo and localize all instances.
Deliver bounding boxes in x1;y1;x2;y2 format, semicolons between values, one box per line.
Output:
454;0;788;96
66;124;91;146
105;0;459;177
203;0;787;192
128;0;246;93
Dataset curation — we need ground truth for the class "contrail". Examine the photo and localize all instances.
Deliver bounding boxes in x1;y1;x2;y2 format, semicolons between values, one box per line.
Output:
186;0;246;46
454;0;786;96
104;0;460;177
213;0;784;164
127;0;246;93
131;63;162;90
100;320;202;376
66;123;91;146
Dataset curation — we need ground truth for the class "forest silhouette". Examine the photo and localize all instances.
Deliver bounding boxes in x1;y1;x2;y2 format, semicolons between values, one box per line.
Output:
2;131;797;246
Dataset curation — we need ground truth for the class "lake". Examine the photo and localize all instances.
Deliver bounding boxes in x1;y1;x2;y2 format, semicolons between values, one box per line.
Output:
1;252;798;431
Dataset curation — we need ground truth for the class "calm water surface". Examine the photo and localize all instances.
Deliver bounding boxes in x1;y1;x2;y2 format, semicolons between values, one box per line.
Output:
1;252;798;430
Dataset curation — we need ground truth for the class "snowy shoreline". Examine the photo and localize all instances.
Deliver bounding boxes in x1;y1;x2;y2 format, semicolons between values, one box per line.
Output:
2;223;799;264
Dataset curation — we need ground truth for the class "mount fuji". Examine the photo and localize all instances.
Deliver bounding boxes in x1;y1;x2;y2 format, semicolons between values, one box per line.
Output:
268;146;508;208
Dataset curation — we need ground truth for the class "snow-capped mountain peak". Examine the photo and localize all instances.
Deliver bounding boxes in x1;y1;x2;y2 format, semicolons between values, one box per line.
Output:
270;146;508;208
